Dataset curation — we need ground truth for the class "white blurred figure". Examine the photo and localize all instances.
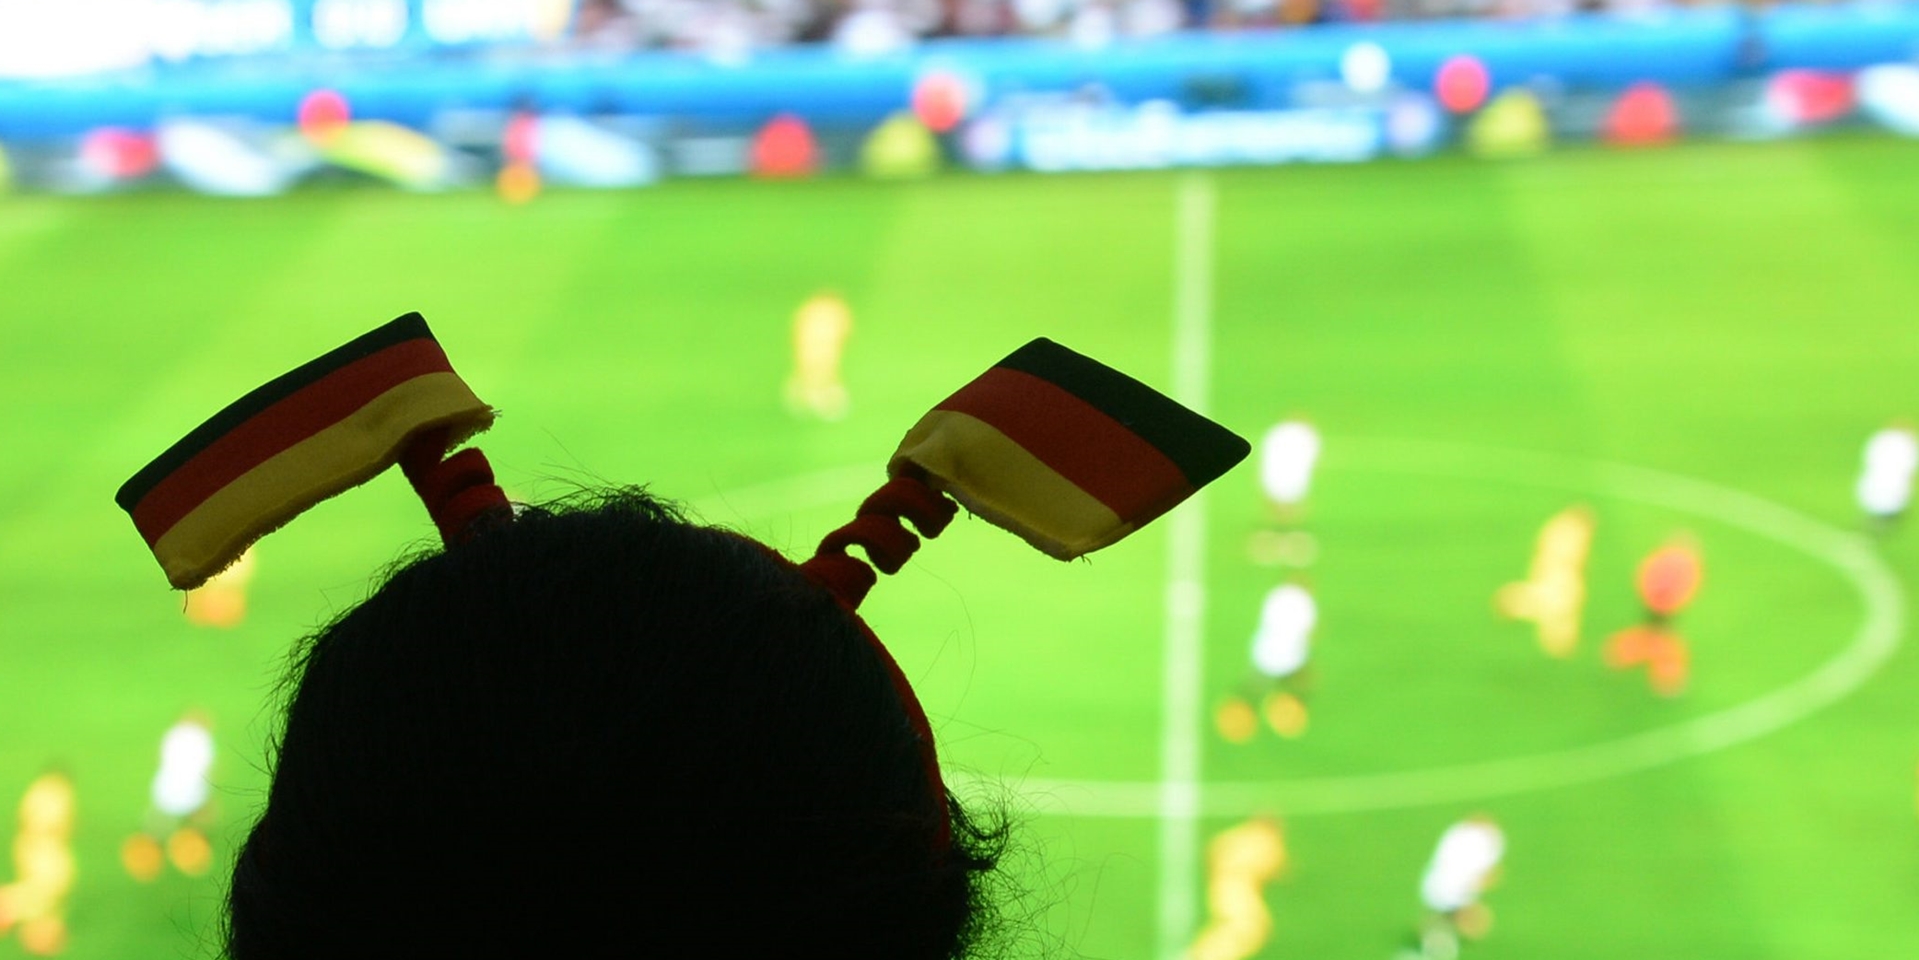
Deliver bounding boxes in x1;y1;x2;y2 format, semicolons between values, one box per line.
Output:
153;719;215;819
682;0;755;64
1216;582;1317;742
0;0;151;79
531;116;661;188
1410;817;1504;960
157;120;303;197
1248;419;1322;567
1067;0;1117;48
1121;0;1183;36
122;712;217;882
1260;419;1321;517
835;0;914;56
1859;64;1919;137
1011;0;1069;33
1252;582;1316;682
1857;423;1918;533
1340;41;1392;96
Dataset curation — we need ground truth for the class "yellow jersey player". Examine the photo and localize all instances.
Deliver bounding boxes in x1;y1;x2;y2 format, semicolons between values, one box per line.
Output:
0;771;76;956
784;290;854;421
1494;505;1594;658
122;712;217;881
1185;815;1288;960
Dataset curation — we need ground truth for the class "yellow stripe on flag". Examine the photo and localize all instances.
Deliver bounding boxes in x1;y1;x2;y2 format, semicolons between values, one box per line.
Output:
152;373;489;588
891;409;1131;560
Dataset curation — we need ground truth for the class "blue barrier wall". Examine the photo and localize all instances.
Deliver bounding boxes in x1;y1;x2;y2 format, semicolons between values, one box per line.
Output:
3;3;1918;138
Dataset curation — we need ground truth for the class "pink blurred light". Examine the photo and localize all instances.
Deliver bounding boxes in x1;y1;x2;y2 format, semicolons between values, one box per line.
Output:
911;72;969;134
79;127;158;179
1435;55;1490;114
297;89;352;141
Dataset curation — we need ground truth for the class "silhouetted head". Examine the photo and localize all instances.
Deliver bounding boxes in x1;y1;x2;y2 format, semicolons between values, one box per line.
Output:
227;489;1003;959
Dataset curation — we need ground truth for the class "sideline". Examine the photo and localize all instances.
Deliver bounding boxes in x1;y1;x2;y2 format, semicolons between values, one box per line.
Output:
1155;171;1216;960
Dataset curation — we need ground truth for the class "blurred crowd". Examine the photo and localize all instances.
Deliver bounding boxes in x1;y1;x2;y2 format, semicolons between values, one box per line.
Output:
572;0;1787;54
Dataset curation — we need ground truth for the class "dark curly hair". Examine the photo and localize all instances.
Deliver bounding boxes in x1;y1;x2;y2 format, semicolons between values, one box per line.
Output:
226;489;1006;959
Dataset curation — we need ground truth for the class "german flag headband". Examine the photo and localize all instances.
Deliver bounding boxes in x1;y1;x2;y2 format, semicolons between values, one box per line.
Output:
116;314;506;590
117;315;1249;849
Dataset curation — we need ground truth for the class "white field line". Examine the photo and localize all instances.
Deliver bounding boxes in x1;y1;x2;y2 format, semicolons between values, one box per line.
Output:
950;438;1906;819
1158;172;1216;960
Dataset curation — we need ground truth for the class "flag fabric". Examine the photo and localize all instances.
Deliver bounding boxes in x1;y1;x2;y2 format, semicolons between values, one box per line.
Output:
117;313;493;590
890;338;1249;559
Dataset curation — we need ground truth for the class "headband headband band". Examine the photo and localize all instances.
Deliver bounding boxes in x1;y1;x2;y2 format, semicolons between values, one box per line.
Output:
116;314;1250;856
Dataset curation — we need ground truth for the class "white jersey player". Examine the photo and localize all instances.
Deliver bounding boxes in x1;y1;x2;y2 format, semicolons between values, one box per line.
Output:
1252;583;1316;681
1216;582;1318;742
1857;424;1918;530
1410;817;1504;958
152;719;215;819
123;713;217;881
1259;420;1321;515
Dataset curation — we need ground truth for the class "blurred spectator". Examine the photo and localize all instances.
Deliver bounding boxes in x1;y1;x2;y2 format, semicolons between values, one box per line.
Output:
564;0;1843;52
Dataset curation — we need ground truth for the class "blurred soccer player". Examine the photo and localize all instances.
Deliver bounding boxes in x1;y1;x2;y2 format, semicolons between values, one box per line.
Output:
1248;419;1321;567
496;110;541;205
1494;505;1594;658
1216;581;1317;742
183;545;254;628
784;290;853;421
1603;537;1702;697
1856;422;1917;533
0;771;75;956
122;712;217;882
1184;815;1287;960
1259;419;1320;521
1404;816;1503;960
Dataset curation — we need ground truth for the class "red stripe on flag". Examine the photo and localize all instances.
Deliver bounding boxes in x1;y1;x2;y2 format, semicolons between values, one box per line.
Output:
129;338;456;546
936;367;1192;522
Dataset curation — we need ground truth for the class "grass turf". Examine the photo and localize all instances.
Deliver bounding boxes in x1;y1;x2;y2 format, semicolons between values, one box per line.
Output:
1;135;1917;958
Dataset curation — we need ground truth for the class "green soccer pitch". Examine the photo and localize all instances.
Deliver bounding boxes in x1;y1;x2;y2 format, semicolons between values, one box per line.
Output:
2;135;1918;959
